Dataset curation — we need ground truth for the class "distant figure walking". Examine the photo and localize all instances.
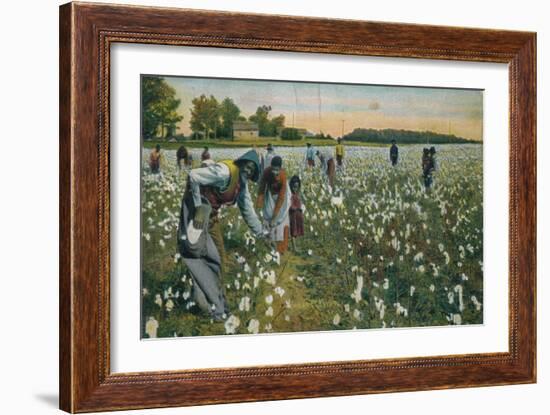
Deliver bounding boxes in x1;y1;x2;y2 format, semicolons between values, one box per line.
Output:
201;146;211;162
390;140;399;166
316;150;336;190
289;175;305;251
305;143;316;168
256;156;291;254
149;144;162;174
422;147;437;189
176;145;189;170
335;138;345;168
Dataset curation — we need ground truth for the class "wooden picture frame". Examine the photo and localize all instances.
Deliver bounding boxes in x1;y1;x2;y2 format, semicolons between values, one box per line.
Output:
59;2;536;412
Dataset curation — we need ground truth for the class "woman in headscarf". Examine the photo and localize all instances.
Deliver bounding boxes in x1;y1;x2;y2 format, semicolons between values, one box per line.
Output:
177;149;265;320
256;156;291;254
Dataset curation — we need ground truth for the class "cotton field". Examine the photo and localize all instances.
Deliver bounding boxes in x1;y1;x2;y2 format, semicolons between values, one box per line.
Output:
140;144;483;338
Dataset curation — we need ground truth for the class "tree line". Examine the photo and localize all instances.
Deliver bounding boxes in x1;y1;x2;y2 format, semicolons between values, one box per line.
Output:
343;128;477;144
141;76;286;140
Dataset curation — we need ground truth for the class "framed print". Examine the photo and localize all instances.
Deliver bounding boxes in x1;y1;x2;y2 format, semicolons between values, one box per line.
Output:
59;2;536;413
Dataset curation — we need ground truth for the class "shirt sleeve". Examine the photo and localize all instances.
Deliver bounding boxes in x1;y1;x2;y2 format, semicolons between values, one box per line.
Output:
188;163;230;207
237;181;263;236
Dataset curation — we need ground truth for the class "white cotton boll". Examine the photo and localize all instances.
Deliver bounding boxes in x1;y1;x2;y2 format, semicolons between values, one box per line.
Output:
429;284;435;292
448;292;455;304
234;280;240;290
266;271;277;286
145;316;159;338
239;296;251;312
247;319;260;334
452;314;462;325
336;257;342;264
154;294;163;307
308;249;313;256
182;291;190;300
284;315;290;321
353;309;362;321
159;239;165;248
414;252;424;262
275;286;285;297
454;285;464;312
461;273;469;281
471;296;482;311
344;304;350;313
224;315;240;334
383;278;389;290
444;251;450;265
394;302;408;317
253;277;260;288
165;299;174;312
265;294;273;305
410;286;416;296
333;314;341;326
265;306;274;317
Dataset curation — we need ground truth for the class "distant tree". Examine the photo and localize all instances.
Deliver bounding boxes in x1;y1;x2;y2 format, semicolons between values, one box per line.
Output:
280;127;302;141
141;76;183;140
249;105;271;136
190;95;220;139
270;115;286;136
343;128;473;144
249;105;285;136
219;98;241;138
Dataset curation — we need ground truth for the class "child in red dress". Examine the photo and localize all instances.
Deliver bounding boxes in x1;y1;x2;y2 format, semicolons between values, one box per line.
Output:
289;175;304;251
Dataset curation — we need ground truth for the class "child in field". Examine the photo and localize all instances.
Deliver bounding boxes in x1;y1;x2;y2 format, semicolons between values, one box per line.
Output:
149;144;162;174
289;175;305;251
256;156;291;254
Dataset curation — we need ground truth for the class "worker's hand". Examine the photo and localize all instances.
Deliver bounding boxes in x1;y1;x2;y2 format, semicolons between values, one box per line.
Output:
193;205;209;229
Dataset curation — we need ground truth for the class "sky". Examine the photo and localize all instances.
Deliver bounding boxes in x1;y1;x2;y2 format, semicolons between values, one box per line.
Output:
159;75;483;140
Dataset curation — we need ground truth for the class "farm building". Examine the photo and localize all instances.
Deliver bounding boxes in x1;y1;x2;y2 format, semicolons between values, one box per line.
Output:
233;121;259;139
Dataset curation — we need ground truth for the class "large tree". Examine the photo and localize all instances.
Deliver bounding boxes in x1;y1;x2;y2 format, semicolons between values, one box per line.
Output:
141;76;183;140
218;97;241;138
190;95;220;139
249;105;285;137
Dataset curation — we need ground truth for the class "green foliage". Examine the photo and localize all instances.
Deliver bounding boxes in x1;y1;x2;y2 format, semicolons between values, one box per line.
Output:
344;128;475;144
280;127;302;141
218;97;241;138
248;105;285;136
141;76;183;140
190;95;220;139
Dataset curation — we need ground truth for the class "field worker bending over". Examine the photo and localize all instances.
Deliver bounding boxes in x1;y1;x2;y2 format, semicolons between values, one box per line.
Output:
177;150;266;320
316;149;336;190
256;156;291;254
